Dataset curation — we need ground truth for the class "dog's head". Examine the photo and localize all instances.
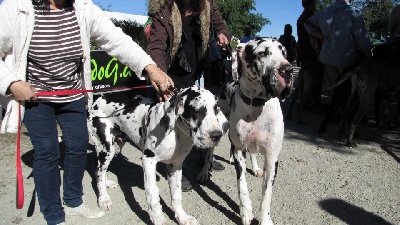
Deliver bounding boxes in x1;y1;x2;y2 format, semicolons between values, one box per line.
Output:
171;86;229;149
237;37;293;101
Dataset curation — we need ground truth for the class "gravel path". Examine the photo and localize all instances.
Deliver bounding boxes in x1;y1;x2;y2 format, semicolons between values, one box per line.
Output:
1;75;399;225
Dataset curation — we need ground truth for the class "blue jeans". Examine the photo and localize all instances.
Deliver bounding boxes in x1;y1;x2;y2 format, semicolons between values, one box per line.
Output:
24;98;89;225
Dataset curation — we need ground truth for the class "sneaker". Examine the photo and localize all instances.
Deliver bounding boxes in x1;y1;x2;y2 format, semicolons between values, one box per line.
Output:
211;161;225;171
56;223;65;225
181;175;193;192
64;203;105;219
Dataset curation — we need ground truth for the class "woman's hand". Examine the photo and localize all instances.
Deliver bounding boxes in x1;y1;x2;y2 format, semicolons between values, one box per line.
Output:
217;33;229;47
8;81;38;101
145;64;175;101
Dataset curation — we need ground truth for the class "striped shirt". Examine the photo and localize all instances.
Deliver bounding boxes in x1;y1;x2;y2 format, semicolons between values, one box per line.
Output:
28;8;84;103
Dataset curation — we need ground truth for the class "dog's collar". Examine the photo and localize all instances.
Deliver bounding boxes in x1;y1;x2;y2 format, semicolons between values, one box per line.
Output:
238;88;267;107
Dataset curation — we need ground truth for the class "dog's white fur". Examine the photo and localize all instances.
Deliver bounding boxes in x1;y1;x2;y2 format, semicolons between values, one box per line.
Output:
219;37;293;225
88;86;228;225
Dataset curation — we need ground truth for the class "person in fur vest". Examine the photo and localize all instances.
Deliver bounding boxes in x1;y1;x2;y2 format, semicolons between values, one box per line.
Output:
146;0;230;191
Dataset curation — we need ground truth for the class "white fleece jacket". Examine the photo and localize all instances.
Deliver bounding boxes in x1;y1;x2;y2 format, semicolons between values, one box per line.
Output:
0;0;155;133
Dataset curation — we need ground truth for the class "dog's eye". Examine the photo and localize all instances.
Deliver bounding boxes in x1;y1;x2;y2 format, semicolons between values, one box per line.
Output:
258;52;268;57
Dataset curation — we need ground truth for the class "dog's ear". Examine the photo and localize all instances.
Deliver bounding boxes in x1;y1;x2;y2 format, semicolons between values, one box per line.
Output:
175;95;186;116
244;44;255;64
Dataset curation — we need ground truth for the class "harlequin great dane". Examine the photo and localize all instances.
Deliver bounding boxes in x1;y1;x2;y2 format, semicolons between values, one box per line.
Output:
218;37;293;225
88;86;229;225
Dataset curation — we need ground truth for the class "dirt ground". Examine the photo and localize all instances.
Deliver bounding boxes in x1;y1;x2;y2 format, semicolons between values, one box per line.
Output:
0;71;399;225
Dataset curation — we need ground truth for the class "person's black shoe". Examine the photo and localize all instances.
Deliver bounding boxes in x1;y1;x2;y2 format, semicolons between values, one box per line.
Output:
211;161;225;171
181;175;193;192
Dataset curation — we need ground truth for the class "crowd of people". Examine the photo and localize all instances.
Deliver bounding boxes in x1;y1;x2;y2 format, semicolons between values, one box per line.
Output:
0;0;398;224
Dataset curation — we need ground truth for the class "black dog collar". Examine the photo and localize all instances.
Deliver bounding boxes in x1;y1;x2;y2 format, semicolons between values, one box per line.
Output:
238;88;268;107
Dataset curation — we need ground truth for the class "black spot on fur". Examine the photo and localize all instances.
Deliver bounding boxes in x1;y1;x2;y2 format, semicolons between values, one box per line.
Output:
272;161;279;186
143;149;155;158
181;90;205;128
98;151;108;165
92;104;99;111
265;47;270;56
160;115;171;131
92;119;111;151
233;154;243;180
245;45;255;63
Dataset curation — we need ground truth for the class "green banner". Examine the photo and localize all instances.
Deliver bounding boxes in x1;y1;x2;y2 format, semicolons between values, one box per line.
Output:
90;50;146;90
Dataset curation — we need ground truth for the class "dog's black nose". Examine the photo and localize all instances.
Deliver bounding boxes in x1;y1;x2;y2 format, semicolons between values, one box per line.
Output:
210;131;223;141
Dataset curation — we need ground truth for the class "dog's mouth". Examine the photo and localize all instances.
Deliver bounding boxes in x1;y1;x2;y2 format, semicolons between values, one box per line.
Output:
275;64;293;100
194;130;224;149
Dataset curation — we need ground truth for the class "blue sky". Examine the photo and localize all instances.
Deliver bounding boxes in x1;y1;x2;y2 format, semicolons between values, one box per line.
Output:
96;0;304;39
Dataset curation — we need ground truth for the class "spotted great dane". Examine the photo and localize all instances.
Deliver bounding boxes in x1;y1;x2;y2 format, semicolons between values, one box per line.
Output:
219;37;293;225
88;86;229;225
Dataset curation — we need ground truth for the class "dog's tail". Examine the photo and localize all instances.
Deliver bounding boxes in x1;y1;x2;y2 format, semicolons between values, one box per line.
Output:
323;71;352;91
322;62;360;91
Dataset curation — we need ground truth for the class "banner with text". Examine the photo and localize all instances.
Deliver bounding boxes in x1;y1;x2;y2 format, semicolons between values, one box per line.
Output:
90;50;148;95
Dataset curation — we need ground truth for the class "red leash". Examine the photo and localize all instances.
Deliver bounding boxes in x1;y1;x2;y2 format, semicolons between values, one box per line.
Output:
16;102;24;209
15;85;151;209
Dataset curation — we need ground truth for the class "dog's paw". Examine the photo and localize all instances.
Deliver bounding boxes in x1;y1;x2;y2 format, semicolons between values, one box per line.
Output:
176;214;198;225
196;171;209;183
346;141;357;148
260;215;274;225
106;179;119;189
98;194;113;211
151;215;167;225
252;168;263;178
240;211;254;225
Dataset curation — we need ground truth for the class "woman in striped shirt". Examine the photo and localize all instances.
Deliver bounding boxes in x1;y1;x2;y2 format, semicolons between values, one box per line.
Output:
0;0;174;224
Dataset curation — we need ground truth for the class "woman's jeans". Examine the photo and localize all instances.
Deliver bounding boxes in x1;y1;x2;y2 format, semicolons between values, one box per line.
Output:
24;98;89;225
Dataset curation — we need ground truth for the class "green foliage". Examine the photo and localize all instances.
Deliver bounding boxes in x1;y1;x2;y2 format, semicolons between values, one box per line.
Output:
90;19;147;50
112;19;147;49
360;0;397;40
215;0;270;38
315;0;399;41
316;0;335;11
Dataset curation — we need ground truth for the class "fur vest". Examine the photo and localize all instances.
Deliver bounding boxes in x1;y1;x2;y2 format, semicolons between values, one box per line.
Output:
146;0;229;73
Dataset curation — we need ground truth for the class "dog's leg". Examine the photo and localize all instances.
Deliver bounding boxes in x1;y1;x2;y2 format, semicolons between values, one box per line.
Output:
233;144;253;225
197;147;213;183
166;160;198;225
91;120;118;211
259;157;278;225
250;152;263;177
347;93;374;147
95;147;115;211
142;152;166;225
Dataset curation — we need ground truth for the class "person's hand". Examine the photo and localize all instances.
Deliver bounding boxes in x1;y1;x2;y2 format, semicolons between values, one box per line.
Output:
217;33;229;48
145;64;175;101
8;81;38;101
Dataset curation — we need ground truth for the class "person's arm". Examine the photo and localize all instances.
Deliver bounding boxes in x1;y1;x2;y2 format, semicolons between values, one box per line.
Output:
146;11;170;73
304;14;323;57
304;15;324;39
210;1;230;45
351;9;372;56
0;0;37;100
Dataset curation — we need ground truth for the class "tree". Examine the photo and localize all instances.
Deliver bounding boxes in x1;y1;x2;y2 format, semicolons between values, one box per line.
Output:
316;0;335;11
360;0;398;41
316;0;399;41
215;0;270;38
112;19;147;49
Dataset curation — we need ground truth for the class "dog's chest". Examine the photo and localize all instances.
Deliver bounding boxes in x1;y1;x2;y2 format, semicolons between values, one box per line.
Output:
230;98;284;149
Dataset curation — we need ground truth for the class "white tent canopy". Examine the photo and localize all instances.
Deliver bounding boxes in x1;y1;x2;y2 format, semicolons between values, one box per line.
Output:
105;11;148;25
